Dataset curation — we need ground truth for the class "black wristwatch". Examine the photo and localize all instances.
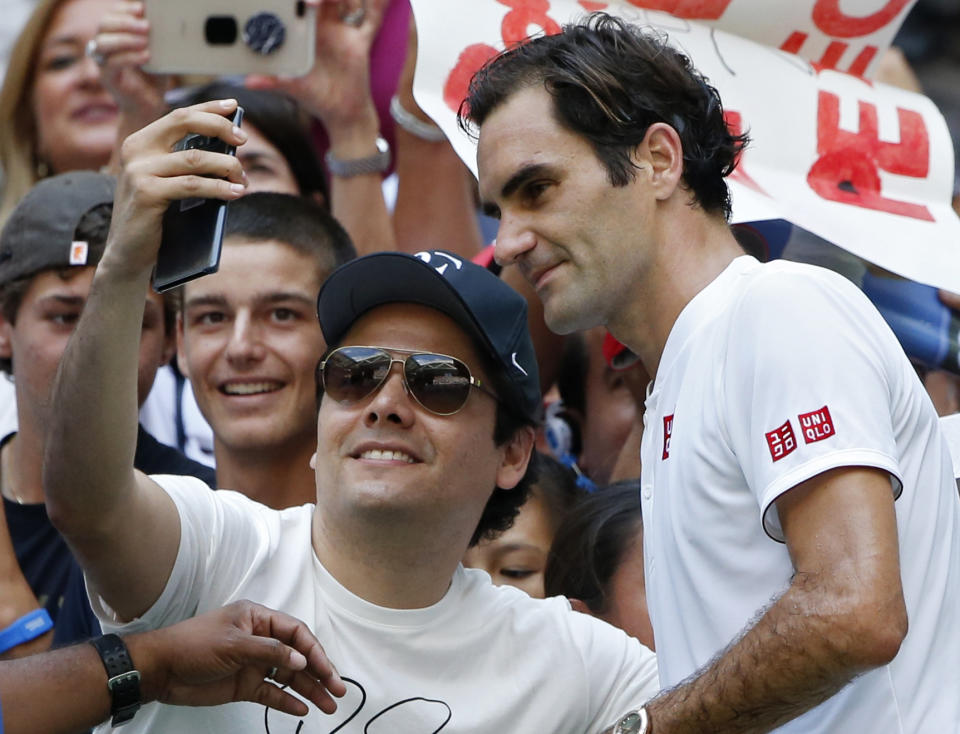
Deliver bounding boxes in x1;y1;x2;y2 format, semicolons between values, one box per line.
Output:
90;633;142;726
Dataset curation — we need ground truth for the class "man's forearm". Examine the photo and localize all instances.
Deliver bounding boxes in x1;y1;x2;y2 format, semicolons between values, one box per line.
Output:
644;573;892;733
0;636;111;734
44;259;152;529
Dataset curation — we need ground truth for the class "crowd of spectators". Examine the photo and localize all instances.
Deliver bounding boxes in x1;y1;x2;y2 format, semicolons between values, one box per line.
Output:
0;0;958;732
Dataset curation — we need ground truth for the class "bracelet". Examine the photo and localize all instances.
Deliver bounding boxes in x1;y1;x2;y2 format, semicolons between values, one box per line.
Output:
325;136;392;178
390;95;447;142
0;608;53;653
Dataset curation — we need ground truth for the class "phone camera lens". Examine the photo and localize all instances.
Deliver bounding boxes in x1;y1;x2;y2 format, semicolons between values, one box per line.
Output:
243;12;286;55
204;16;238;46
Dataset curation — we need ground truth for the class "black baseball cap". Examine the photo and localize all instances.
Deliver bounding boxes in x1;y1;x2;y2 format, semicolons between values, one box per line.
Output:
0;171;115;287
317;250;541;422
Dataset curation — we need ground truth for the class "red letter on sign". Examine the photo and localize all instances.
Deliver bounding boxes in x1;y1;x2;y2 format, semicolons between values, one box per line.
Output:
497;0;561;45
443;43;499;114
807;91;934;222
624;0;732;18
812;0;912;39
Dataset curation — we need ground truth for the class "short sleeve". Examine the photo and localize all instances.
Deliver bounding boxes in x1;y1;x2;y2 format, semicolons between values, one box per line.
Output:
566;609;659;732
720;266;902;541
89;475;277;634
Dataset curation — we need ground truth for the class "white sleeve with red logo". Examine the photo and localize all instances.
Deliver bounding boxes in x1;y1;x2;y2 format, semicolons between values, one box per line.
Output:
720;262;904;541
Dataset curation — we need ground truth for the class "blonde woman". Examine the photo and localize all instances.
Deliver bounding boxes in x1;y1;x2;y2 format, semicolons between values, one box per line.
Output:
0;0;118;225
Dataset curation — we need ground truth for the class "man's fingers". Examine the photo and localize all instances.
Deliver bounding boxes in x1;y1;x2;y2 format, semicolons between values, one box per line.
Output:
148;174;246;204
238;602;346;698
255;610;346;696
134;101;246;154
292;629;346;696
148;149;246;184
283;670;342;715
252;680;311;717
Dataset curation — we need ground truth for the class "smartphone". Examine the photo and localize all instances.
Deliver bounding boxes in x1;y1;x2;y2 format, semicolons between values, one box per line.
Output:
152;107;244;294
143;0;316;76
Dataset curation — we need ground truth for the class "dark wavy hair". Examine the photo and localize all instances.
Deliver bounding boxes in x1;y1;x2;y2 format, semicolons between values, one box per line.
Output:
544;479;642;612
460;13;747;220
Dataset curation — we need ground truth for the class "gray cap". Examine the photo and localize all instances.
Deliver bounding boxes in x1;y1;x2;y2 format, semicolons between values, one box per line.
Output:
0;171;116;287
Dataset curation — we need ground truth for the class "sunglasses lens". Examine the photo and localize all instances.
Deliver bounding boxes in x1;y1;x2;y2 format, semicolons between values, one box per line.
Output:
405;353;472;415
322;347;392;403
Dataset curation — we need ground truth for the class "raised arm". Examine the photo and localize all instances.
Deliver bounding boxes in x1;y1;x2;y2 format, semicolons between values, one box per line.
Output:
613;466;906;733
43;101;247;621
247;0;396;255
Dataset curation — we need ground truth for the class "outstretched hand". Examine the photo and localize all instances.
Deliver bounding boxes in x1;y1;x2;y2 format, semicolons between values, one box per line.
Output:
130;600;347;716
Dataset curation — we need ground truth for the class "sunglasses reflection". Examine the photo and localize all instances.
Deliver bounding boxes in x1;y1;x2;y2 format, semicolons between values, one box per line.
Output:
320;346;499;415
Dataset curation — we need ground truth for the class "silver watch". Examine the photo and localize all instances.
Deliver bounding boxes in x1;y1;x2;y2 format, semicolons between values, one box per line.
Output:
324;136;391;178
613;708;649;734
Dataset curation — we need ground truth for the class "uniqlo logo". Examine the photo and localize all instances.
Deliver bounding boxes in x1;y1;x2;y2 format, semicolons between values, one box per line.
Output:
662;414;674;460
798;405;836;444
765;420;797;462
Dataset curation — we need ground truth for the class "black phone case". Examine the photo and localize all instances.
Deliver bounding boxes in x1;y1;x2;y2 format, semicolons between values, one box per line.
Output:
152;107;244;293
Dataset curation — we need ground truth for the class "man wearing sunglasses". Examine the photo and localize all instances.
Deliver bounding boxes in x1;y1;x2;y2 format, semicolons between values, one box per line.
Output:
43;101;658;733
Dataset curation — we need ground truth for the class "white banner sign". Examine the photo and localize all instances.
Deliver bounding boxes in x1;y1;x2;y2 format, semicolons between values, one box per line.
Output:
411;0;960;294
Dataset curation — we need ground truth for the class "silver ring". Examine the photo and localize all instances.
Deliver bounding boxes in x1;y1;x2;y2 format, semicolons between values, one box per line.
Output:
342;6;366;26
267;666;278;680
85;38;105;66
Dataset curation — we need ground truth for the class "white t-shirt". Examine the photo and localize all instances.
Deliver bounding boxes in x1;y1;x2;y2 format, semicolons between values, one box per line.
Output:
640;256;960;733
90;477;659;733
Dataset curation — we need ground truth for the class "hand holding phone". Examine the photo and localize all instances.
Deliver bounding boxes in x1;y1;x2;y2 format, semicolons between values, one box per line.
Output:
152;106;244;293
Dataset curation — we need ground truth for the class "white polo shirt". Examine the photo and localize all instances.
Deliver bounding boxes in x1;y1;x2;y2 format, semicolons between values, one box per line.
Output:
640;256;960;733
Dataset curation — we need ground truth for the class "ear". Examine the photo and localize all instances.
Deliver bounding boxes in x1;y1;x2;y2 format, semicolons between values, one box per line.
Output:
636;122;684;202
174;313;190;379
495;424;536;491
309;452;317;470
0;310;13;362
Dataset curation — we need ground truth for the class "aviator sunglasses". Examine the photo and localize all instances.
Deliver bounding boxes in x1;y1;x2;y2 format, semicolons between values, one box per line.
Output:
319;346;500;416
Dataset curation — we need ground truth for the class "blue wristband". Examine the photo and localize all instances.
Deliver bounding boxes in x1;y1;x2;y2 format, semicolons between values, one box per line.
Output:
0;608;53;654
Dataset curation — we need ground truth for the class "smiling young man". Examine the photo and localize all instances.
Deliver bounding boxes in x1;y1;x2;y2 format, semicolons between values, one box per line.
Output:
43;101;658;733
175;192;355;508
0;171;214;656
464;13;960;734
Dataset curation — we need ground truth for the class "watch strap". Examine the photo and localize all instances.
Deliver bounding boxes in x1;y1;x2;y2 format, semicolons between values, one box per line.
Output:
90;633;141;726
324;136;391;178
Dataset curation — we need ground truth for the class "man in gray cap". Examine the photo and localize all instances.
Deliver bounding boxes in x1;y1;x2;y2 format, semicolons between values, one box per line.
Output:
0;171;214;657
43;101;657;732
